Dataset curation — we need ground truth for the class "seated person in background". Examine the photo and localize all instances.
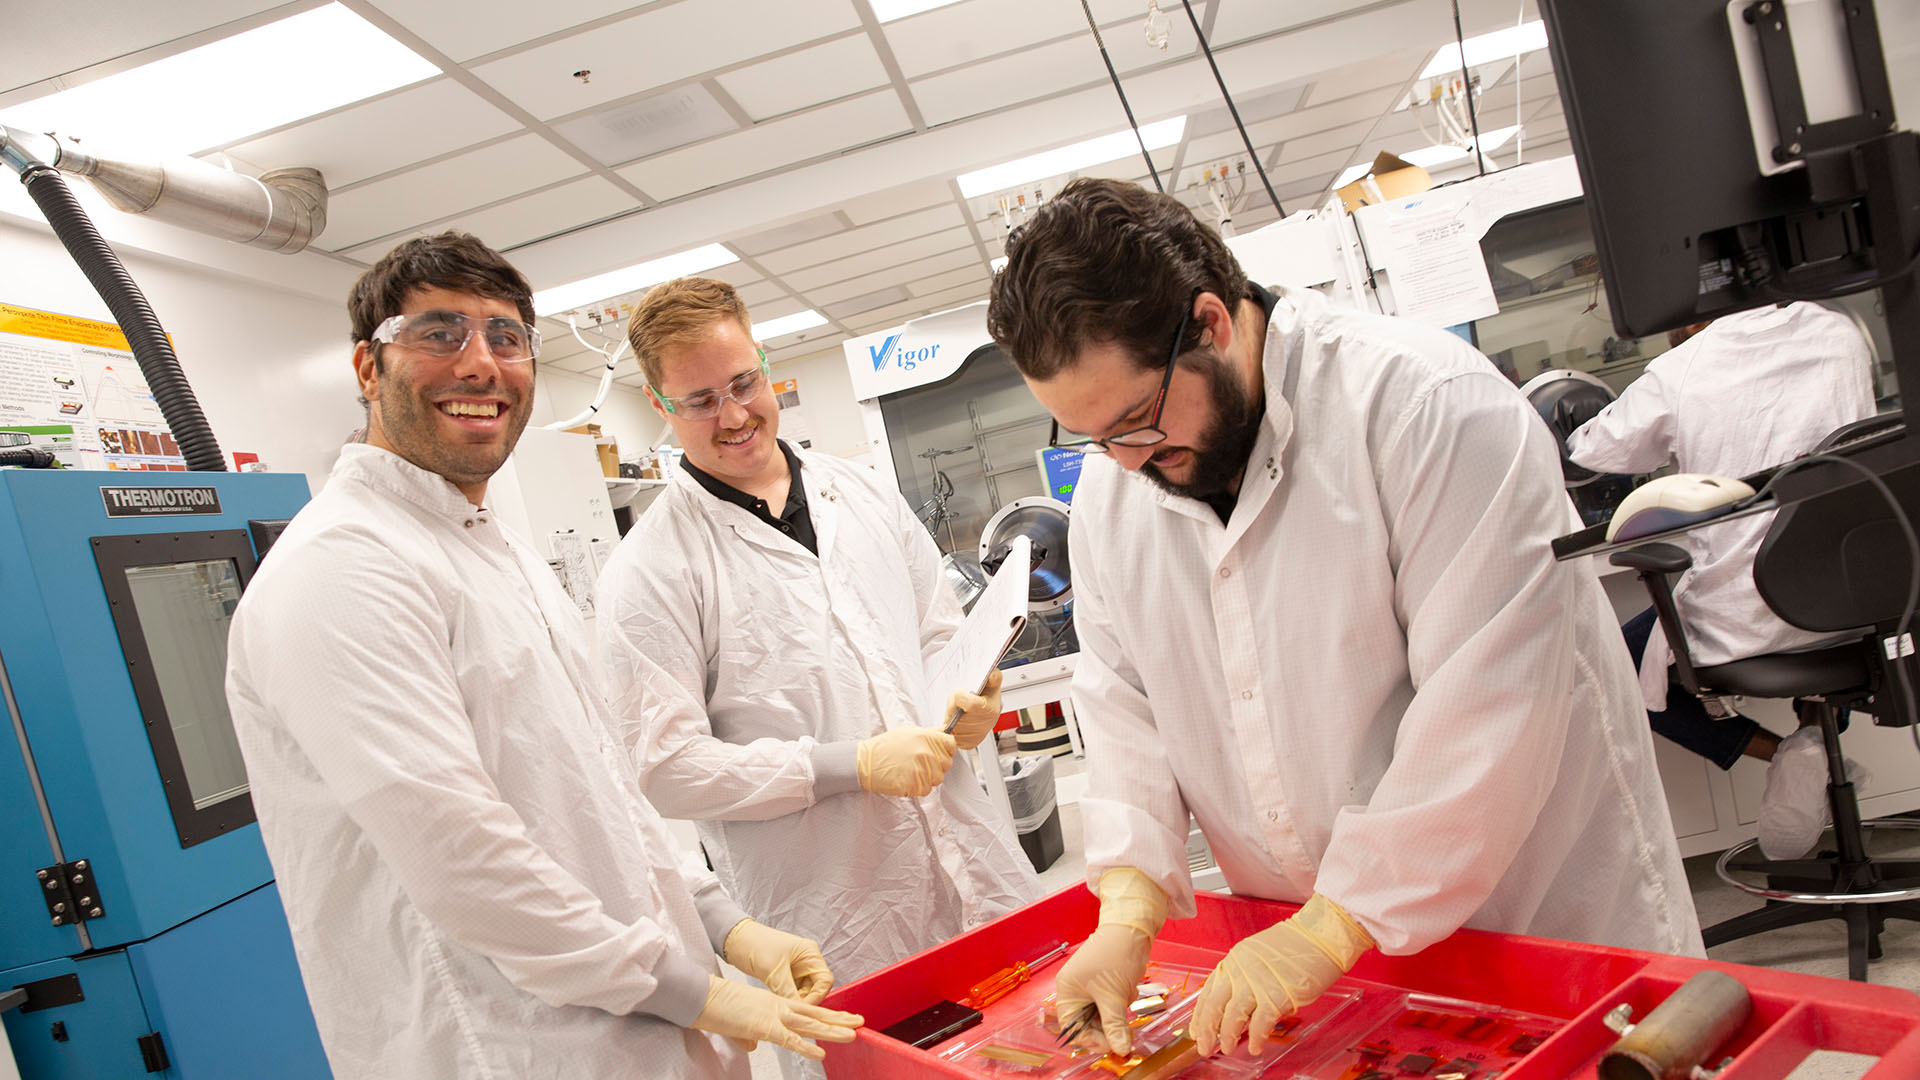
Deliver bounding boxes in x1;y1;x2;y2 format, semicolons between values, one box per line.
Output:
1567;300;1878;859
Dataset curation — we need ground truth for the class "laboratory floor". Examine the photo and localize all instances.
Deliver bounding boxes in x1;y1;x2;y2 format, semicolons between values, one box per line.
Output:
748;780;1920;1080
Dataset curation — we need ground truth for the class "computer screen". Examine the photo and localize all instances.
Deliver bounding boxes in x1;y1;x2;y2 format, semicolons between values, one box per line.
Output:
1537;0;1910;339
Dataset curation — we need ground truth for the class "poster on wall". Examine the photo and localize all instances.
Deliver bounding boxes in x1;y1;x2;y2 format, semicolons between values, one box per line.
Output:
772;376;814;449
0;302;187;470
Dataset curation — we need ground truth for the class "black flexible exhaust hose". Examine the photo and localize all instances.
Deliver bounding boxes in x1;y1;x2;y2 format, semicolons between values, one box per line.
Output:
0;446;57;468
18;164;226;471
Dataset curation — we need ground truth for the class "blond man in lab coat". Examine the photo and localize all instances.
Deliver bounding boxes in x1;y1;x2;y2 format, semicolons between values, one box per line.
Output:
985;179;1702;1060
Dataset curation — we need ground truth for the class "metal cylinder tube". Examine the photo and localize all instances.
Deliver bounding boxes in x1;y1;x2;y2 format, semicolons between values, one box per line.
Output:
1599;971;1753;1080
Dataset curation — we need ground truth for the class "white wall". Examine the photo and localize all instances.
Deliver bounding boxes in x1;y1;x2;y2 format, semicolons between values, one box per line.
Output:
771;344;872;461
0;214;356;494
0;210;667;492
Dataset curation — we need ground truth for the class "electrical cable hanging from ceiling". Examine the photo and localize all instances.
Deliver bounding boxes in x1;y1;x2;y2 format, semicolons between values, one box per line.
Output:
1176;0;1284;217
1451;0;1488;177
1078;0;1165;192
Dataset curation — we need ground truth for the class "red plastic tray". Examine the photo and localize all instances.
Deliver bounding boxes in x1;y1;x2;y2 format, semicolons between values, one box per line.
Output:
823;885;1920;1078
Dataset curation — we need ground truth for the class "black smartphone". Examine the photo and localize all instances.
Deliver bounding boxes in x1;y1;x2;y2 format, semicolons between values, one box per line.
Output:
878;999;984;1049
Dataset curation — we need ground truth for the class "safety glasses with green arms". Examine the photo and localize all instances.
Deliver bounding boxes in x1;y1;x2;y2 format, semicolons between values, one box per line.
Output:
650;347;772;419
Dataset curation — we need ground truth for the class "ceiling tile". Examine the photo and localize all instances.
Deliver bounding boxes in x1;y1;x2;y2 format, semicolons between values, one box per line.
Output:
221;79;518;188
883;0;1082;79
844;281;985;334
735;280;793;308
909;35;1106;128
907;265;987;297
756;204;963;275
371;0;642;64
552;82;741;165
1299;49;1430;108
715;34;890;122
822;285;912;320
1209;0;1394;49
617;91;912;201
731;213;849;256
5;0;289;98
1274;118;1380;166
471;0;862;121
779;225;974;292
839;177;954;226
765;329;846;359
436;175;637;251
321;133;587;251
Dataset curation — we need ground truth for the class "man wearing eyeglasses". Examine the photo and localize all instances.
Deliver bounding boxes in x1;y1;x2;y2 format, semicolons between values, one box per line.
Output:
224;234;863;1079
595;276;1039;1078
985;180;1701;1060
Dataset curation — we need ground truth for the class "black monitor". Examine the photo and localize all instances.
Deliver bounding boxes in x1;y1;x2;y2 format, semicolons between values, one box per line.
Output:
1537;0;1917;389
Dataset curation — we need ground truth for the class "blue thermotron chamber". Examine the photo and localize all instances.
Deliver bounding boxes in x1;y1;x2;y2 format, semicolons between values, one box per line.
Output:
0;469;330;1078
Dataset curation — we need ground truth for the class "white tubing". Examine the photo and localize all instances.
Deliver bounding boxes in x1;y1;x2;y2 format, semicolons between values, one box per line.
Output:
545;314;629;430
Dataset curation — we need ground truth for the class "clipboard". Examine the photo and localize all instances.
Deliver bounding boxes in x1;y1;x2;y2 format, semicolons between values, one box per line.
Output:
922;535;1030;733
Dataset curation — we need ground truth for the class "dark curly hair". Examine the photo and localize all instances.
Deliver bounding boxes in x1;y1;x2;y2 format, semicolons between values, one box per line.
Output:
347;231;535;345
986;177;1249;379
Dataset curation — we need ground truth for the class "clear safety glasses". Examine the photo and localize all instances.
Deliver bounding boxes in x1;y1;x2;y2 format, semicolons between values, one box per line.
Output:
1049;295;1200;454
652;348;772;420
371;310;541;363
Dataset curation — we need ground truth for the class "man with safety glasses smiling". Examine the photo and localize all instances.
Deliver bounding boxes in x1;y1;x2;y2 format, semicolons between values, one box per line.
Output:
595;276;1039;1080
226;234;861;1080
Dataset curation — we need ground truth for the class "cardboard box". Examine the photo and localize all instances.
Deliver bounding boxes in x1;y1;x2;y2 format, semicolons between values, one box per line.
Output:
566;424;621;478
1336;151;1434;212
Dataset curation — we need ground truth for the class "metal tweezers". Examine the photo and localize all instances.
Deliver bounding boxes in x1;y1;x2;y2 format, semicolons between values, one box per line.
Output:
1056;1002;1100;1047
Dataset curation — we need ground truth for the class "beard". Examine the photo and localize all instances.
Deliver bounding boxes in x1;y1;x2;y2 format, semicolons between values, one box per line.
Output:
1139;354;1263;501
374;364;532;491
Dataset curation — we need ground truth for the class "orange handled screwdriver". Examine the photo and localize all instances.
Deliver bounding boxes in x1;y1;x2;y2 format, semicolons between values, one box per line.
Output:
967;941;1069;1008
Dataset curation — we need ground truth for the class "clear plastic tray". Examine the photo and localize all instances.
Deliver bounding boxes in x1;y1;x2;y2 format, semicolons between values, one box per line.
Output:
1277;990;1565;1080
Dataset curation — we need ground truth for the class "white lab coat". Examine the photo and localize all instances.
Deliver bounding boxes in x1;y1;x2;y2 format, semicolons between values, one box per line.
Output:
596;447;1040;989
226;445;747;1080
1070;285;1702;957
1567;302;1877;710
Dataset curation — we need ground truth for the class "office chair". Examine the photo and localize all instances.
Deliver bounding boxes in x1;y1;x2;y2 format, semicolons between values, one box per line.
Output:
1612;413;1920;981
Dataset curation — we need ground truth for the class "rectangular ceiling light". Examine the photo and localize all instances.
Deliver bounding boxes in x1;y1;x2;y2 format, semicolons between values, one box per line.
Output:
752;310;828;340
957;116;1187;198
0;4;439;160
532;243;738;317
1419;20;1549;79
871;0;967;20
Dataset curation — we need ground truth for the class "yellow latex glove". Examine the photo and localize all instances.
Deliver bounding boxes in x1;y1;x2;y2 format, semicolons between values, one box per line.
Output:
722;919;834;1003
947;669;1005;751
1053;868;1170;1057
1191;893;1374;1058
689;975;864;1061
856;727;957;797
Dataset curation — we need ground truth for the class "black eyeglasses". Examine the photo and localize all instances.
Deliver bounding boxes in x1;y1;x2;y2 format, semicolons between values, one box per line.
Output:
1049;295;1197;454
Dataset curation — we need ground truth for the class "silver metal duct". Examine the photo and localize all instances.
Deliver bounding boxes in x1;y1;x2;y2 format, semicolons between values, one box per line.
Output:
1;126;327;253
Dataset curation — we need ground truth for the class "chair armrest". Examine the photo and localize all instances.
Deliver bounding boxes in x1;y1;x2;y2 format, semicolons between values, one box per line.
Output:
1610;543;1705;696
1610;542;1692;575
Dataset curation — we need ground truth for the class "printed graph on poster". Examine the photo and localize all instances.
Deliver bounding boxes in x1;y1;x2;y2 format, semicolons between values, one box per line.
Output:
0;302;187;470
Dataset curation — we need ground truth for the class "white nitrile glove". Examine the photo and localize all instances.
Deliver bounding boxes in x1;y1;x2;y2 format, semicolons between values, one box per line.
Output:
722;919;834;1003
1053;868;1170;1057
689;975;864;1061
1190;893;1374;1057
856;727;957;797
947;669;1005;751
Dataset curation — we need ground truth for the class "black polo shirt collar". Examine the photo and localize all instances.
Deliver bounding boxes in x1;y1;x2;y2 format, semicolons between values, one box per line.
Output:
681;438;818;554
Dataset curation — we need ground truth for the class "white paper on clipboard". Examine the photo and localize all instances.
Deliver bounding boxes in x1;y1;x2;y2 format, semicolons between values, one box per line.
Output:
923;535;1030;732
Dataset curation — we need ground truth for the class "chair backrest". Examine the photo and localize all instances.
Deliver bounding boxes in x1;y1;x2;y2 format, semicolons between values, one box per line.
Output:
1753;414;1917;634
